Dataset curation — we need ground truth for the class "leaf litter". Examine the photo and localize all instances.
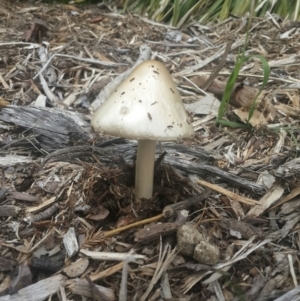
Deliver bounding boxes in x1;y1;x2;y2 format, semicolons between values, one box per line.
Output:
0;1;300;300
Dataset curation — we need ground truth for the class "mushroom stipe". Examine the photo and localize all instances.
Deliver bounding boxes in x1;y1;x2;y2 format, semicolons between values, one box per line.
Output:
92;60;194;199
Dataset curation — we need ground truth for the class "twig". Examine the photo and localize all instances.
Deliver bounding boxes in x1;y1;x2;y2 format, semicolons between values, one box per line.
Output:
119;253;132;301
144;40;204;47
202;41;232;90
162;191;211;218
140;243;177;301
103;213;163;237
67;278;115;301
39;73;61;105
288;254;298;287
213;281;225;301
86;276;111;301
90;262;124;282
185;70;298;84
273;285;300;301
0;42;40;48
160;273;172;299
174;39;245;76
197;179;261;205
80;249;146;263
134;222;179;243
34;53;125;81
26;203;60;223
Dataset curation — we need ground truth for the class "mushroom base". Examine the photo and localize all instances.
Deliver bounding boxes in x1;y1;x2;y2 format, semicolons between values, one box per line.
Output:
135;140;156;199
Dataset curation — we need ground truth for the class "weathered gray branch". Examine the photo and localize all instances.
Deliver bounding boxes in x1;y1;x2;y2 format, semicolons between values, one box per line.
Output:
0;105;266;195
0;106;90;152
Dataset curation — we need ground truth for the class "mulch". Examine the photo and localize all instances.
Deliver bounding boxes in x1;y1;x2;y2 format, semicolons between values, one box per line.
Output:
0;1;300;300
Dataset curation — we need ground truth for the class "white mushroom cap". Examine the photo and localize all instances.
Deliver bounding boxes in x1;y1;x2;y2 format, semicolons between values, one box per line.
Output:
91;60;194;141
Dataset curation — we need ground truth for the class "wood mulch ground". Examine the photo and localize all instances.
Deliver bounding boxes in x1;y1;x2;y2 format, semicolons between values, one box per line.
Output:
0;1;300;300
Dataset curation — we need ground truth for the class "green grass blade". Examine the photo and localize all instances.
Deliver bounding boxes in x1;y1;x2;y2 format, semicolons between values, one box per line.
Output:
200;0;224;23
219;0;232;20
247;55;270;122
171;0;180;26
152;0;172;21
231;0;252;17
177;0;206;27
293;0;300;21
216;54;249;122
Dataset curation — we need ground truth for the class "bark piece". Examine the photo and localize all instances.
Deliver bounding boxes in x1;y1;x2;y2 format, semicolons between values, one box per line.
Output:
0;188;7;201
0;106;90;152
63;227;79;257
80;249;146;263
86;276;112;301
9;265;32;294
0;276;11;297
219;218;264;239
0;156;35;168
268;215;300;240
0;205;20;217
31;256;64;273
7;192;39;203
272;285;300;301
162;193;210;218
0;257;17;272
41;143;121;165
0;274;66;301
24;18;49;43
273;157;300;178
26;203;59;223
26;197;56;214
269;186;300;211
166;156;266;195
135;209;189;243
247;183;285;217
67;278;115;301
33;95;47;107
135;222;179;243
63;258;89;278
279;198;300;215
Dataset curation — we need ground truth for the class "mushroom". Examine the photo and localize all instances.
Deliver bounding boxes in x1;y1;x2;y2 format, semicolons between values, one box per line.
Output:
91;60;194;199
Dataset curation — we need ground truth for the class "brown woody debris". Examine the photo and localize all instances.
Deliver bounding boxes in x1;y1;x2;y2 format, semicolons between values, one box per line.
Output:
24;18;49;43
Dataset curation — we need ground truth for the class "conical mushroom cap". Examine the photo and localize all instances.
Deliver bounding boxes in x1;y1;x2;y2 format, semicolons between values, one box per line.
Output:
91;60;194;141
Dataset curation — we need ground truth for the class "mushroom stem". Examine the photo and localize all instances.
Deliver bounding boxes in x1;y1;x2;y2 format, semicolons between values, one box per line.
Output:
135;139;156;199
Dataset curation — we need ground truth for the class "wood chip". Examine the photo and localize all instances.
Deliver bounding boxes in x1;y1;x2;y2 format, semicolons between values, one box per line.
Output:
63;227;79;258
0;274;66;301
63;258;89;278
247;183;285;217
